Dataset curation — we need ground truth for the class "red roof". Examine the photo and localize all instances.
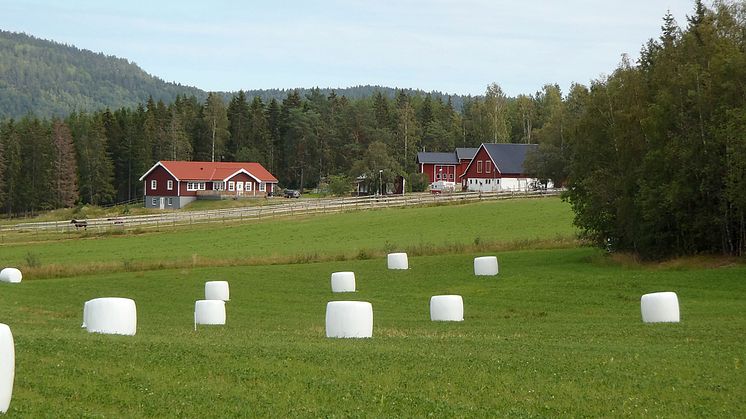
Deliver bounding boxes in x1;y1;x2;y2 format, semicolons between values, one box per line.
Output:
139;161;278;182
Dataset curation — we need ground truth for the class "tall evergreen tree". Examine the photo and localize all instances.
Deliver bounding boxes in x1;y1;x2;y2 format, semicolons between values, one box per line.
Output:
51;119;79;207
226;91;250;160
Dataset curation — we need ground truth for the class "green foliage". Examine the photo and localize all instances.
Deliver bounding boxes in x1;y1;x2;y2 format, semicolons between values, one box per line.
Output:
327;174;352;196
407;172;430;192
0;31;206;120
561;2;746;258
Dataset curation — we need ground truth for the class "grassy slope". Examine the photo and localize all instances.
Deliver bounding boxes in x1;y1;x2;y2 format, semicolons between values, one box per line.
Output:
1;197;575;275
1;197;743;416
1;248;744;416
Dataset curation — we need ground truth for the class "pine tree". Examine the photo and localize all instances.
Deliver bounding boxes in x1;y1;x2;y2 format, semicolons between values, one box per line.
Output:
51;119;79;207
202;93;229;162
226;91;250;160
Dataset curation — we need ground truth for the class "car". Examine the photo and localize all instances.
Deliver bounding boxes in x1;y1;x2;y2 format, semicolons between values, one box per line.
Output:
283;189;301;198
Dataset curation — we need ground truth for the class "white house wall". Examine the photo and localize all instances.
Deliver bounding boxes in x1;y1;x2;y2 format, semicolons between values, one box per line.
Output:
465;177;536;192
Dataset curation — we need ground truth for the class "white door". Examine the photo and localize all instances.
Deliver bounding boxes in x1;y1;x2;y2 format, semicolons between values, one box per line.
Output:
236;181;244;196
159;197;165;209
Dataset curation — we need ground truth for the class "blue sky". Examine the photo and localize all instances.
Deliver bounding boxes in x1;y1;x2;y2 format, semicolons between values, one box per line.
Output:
1;0;698;96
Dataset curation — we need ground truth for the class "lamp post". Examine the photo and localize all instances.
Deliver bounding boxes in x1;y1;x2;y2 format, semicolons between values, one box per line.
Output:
379;169;383;196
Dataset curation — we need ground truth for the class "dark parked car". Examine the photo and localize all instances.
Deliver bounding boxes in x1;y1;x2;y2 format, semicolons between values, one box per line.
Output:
283;189;301;198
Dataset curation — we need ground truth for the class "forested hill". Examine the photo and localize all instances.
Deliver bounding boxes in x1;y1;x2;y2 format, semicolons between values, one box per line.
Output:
0;30;468;119
0;30;206;119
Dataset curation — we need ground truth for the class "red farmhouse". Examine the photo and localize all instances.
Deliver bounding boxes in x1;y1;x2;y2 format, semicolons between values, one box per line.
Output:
139;161;278;209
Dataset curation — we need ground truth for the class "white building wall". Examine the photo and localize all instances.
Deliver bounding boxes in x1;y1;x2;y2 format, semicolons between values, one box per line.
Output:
465;177;536;192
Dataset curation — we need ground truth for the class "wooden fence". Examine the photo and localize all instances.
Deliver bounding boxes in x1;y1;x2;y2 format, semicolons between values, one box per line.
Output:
1;189;562;234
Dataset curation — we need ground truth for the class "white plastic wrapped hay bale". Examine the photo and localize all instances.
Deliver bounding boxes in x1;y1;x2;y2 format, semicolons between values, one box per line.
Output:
474;256;498;276
325;301;373;338
331;272;356;293
641;292;680;323
205;281;230;301
387;253;408;270
0;268;22;284
194;300;226;327
430;295;464;321
83;298;137;335
0;324;14;414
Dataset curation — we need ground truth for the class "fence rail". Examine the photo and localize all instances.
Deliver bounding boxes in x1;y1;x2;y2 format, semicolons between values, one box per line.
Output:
1;190;562;234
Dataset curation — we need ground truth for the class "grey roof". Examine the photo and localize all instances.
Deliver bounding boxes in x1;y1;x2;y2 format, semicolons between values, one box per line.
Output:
416;152;459;165
455;147;478;160
483;143;538;174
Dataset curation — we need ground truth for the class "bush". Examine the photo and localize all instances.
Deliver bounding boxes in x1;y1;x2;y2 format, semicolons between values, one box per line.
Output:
407;172;430;192
328;175;352;196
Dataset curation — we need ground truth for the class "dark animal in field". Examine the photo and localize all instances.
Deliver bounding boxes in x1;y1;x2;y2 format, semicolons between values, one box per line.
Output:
70;219;88;230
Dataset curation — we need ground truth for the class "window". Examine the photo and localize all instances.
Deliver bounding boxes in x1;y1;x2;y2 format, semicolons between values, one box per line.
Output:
245;182;252;192
485;161;492;173
167;180;173;190
167;197;173;206
151;180;157;190
259;182;266;192
449;174;454;180
477;161;483;174
151;197;157;206
213;181;225;191
186;182;206;191
228;181;235;191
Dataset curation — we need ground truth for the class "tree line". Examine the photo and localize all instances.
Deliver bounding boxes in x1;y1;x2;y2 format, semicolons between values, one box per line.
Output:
0;81;565;216
526;0;746;258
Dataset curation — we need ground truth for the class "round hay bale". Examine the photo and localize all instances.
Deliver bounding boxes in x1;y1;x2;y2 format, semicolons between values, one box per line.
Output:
430;295;464;321
83;298;137;336
387;253;408;270
474;256;499;276
641;292;680;323
205;281;230;301
325;301;373;338
0;268;22;284
0;324;14;414
194;300;226;325
331;272;356;293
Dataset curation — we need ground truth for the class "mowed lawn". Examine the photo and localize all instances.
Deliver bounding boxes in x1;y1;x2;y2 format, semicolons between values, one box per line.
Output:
0;247;744;416
0;197;575;273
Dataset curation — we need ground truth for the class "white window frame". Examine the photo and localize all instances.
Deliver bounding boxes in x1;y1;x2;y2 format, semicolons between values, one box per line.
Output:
485;161;492;173
213;181;224;191
167;180;173;190
167;197;173;206
477;161;483;174
259;182;266;192
151;197;157;206
151;180;157;190
246;182;252;191
228;181;235;191
186;182;206;191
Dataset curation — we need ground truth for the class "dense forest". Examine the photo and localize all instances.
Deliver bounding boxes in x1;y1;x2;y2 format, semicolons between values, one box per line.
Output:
0;80;560;215
2;1;745;260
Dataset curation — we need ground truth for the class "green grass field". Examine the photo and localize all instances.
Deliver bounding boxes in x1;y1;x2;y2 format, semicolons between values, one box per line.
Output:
1;197;575;278
0;197;744;417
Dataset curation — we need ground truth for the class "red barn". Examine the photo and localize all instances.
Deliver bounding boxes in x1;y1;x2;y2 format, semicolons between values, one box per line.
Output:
461;143;538;192
416;152;459;184
139;161;278;209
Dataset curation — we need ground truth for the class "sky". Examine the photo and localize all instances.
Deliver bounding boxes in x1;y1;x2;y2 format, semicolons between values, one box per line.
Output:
1;0;700;97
